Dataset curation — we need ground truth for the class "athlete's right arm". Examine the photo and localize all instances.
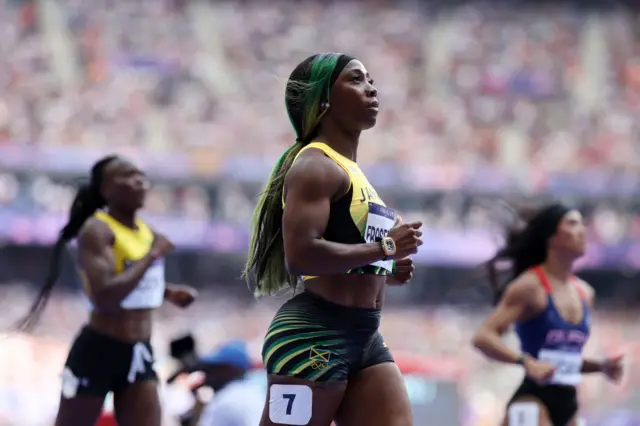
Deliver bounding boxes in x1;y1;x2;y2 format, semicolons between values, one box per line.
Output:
472;275;539;364
282;151;386;276
78;219;160;310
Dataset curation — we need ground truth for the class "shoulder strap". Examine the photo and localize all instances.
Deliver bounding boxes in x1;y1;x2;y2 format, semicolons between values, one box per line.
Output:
94;211;147;236
294;142;355;175
532;265;552;293
533;266;588;300
94;210;116;227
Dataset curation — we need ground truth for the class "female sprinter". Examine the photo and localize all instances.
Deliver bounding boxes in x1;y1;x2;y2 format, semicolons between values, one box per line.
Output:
15;155;197;426
472;204;624;426
243;53;422;426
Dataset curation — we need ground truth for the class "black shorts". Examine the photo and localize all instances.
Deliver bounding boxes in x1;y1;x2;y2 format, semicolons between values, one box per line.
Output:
508;377;578;426
61;326;157;398
262;290;393;382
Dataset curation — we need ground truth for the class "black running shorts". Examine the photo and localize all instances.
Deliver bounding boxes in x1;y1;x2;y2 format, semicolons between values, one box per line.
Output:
508;377;578;426
262;290;393;382
61;326;157;398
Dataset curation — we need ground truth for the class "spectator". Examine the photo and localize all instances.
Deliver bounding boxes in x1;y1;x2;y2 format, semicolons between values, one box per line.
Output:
191;340;263;426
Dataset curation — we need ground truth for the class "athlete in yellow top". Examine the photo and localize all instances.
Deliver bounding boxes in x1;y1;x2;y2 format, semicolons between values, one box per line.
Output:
243;53;422;426
15;156;197;426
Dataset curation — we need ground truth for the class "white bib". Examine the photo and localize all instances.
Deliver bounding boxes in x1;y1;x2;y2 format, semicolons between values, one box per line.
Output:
363;203;396;272
120;260;166;309
268;384;312;425
538;349;582;386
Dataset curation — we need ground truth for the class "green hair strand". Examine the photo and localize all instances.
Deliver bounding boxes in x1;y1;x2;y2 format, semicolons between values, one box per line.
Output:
243;53;342;296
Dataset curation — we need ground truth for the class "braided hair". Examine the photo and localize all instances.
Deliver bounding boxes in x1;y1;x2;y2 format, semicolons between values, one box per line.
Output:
15;156;118;331
242;53;354;296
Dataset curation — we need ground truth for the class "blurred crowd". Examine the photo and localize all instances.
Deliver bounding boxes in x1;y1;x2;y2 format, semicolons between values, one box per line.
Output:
2;1;640;424
0;284;638;424
3;169;640;250
1;1;640;184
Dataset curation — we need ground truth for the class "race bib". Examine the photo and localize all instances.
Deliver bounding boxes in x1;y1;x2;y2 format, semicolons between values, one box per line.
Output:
508;402;539;426
269;384;312;425
538;349;582;386
120;260;166;309
363;203;396;272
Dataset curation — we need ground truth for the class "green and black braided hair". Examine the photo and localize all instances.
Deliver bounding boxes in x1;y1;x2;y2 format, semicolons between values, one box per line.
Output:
242;53;354;296
15;156;118;331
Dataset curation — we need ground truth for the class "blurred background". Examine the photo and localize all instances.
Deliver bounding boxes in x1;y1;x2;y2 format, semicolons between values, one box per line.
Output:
1;0;640;424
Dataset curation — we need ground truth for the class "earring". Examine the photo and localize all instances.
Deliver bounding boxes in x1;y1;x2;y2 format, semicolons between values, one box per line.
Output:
321;102;330;110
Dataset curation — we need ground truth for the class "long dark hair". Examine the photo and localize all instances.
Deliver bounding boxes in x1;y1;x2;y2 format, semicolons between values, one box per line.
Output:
14;156;117;331
242;53;353;296
486;203;571;304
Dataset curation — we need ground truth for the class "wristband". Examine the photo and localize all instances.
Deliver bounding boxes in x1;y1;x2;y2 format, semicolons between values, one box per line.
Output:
515;354;526;366
392;260;397;275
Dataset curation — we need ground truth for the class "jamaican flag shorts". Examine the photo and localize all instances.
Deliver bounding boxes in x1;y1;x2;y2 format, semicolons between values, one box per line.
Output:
262;290;393;382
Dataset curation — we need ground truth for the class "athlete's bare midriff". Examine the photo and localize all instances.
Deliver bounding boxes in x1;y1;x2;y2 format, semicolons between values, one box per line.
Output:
89;309;153;342
304;274;386;309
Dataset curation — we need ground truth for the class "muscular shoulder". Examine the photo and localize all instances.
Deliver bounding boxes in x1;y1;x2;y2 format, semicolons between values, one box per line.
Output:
78;217;114;248
285;148;349;200
502;270;546;306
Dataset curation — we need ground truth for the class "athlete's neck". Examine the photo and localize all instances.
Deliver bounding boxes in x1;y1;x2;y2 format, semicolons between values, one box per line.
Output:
106;208;137;230
541;252;574;284
316;122;360;162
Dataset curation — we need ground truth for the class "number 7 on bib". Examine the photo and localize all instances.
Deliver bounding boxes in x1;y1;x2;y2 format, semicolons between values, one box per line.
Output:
268;384;313;425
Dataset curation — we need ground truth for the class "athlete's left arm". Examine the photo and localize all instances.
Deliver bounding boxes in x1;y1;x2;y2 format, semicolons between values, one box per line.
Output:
579;282;602;373
164;283;198;309
579;281;624;378
150;227;198;309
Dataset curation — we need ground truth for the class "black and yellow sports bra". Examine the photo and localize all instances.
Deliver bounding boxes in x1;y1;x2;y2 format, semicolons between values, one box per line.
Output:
81;211;166;310
285;142;397;280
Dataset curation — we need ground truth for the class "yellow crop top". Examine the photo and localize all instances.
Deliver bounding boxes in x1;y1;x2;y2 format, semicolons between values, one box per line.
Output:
82;211;166;310
284;142;397;280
